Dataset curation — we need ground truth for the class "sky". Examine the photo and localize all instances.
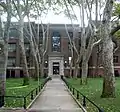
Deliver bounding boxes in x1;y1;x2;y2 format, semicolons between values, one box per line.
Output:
1;1;110;25
1;5;81;24
11;9;80;25
1;12;80;25
39;12;79;24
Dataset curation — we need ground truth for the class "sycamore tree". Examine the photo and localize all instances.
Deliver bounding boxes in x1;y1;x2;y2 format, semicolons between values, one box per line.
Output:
100;1;120;97
51;0;117;97
29;0;50;77
26;14;40;84
24;0;49;82
24;17;49;82
0;0;12;106
11;0;49;84
100;0;115;97
63;0;102;84
11;0;35;85
65;24;76;78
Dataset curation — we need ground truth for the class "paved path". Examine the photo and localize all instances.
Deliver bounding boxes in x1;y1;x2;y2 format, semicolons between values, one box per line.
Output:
29;77;82;112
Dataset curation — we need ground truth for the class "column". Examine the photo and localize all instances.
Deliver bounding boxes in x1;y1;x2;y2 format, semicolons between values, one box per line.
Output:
60;57;64;76
48;57;52;76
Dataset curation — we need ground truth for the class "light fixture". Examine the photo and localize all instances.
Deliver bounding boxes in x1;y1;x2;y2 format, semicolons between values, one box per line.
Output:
64;61;67;67
45;61;48;67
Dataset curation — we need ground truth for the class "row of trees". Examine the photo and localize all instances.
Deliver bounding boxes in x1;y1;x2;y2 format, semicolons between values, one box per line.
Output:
62;0;120;98
0;0;50;106
0;0;119;106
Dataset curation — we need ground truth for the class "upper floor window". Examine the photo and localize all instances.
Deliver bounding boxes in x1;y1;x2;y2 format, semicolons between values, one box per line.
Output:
39;32;43;38
113;56;118;63
68;42;71;51
7;57;16;67
52;31;61;52
9;27;19;38
8;43;16;52
39;32;43;45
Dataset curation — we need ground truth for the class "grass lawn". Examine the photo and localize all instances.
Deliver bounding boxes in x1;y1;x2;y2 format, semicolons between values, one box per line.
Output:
67;78;120;112
5;78;45;108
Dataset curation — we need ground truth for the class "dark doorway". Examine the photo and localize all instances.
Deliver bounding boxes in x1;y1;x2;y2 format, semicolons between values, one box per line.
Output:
6;70;10;78
20;70;24;78
11;70;15;78
115;70;119;77
53;62;59;75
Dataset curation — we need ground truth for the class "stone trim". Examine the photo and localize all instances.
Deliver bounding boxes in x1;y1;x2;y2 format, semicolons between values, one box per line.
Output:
48;56;64;76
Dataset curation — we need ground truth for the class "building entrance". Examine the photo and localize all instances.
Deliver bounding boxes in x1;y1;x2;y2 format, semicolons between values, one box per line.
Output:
53;62;59;75
48;55;64;76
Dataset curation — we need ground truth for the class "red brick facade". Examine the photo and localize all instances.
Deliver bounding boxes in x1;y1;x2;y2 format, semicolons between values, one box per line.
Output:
7;23;120;78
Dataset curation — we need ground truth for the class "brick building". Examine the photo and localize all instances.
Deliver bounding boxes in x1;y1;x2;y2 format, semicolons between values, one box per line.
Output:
6;23;120;78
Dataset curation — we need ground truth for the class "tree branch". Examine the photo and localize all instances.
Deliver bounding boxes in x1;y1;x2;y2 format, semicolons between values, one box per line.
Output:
110;25;120;35
93;39;101;47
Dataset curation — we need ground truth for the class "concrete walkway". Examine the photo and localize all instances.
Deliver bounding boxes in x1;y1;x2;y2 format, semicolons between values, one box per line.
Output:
29;77;82;112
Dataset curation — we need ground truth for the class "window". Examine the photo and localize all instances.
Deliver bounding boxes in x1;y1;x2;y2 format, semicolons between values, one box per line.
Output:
39;32;43;45
114;70;119;77
52;32;61;52
39;32;43;38
68;42;71;51
113;56;118;63
9;27;19;37
7;57;16;66
8;44;16;52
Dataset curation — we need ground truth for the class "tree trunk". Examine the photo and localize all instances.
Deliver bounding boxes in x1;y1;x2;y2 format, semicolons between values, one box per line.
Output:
81;53;88;85
81;62;88;85
101;37;115;97
101;0;115;98
19;16;29;85
69;58;73;78
0;40;6;107
94;47;100;77
0;1;11;106
74;62;79;78
28;17;40;83
34;59;40;81
41;57;44;78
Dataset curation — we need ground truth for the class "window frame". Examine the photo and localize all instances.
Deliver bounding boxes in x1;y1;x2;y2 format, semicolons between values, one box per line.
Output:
52;31;61;52
113;56;118;63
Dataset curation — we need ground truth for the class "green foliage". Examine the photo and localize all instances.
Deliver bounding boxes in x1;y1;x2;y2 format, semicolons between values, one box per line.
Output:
113;3;120;16
5;78;44;107
67;78;120;112
115;30;120;39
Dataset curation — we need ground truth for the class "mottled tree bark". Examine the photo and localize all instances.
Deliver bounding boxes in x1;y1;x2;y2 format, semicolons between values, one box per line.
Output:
101;37;115;97
81;56;88;84
19;15;29;85
0;0;11;107
101;0;115;98
0;40;5;107
27;16;40;84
